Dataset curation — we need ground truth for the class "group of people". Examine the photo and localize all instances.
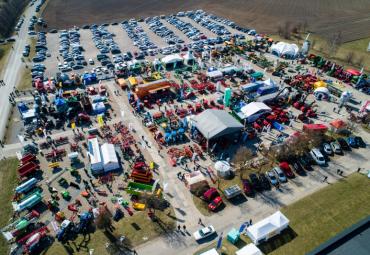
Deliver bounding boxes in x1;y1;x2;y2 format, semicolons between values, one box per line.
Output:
0;80;5;86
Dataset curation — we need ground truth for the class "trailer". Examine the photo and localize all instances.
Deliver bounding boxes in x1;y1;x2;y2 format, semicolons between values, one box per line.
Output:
18;162;39;177
1;210;40;241
15;178;38;194
126;181;155;196
20;154;37;165
13;191;42;212
224;185;242;199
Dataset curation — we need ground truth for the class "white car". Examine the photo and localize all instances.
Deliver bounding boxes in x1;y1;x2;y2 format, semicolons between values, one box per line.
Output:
193;225;215;241
88;58;94;65
310;148;326;165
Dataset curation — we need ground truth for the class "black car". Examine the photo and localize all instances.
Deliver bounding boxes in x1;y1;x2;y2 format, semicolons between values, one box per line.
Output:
337;138;350;151
291;160;305;175
354;136;366;148
249;173;262;192
298;156;313;171
258;173;271;190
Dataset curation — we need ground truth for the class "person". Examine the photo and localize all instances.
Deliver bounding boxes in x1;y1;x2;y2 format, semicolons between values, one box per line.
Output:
357;167;361;172
198;218;203;225
177;225;181;231
183;225;186;231
249;219;252;225
337;169;340;174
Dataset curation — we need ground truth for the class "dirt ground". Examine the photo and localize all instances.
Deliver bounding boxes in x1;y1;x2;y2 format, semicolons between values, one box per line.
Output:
41;0;370;42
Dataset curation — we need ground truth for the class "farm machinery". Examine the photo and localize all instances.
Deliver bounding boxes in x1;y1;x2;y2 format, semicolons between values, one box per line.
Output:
130;161;153;183
1;210;40;242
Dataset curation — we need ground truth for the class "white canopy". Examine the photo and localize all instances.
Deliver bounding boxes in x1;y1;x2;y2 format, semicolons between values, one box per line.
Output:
314;87;330;94
101;143;119;172
183;50;195;60
240;102;271;122
215;161;232;177
271;42;299;57
246;211;289;244
161;54;183;64
88;138;103;172
263;78;276;87
152;58;161;66
207;70;223;78
236;244;263;255
200;248;219;255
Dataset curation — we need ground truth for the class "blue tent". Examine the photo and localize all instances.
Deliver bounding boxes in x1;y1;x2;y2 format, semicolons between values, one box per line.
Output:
18;102;28;113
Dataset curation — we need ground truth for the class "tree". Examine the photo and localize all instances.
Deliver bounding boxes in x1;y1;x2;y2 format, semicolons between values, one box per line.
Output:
345;51;355;64
327;32;342;57
141;193;169;216
355;56;365;67
95;205;112;231
282;21;292;39
232;147;254;170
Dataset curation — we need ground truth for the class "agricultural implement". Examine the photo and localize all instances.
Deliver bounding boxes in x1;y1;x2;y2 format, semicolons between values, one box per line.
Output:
18;162;39;177
54;136;69;146
20;154;37;165
1;210;40;241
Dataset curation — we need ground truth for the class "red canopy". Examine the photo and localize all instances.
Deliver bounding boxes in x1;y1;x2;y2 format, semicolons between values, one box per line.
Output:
346;69;361;76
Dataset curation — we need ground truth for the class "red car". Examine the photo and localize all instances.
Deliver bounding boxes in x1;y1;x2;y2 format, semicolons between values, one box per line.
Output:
203;187;219;201
242;179;253;196
208;196;223;211
279;162;295;178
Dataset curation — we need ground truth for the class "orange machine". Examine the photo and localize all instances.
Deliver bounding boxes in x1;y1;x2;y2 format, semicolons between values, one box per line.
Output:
135;79;171;99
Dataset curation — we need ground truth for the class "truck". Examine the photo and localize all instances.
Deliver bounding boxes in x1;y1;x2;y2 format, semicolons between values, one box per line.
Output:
223;185;242;199
17;162;39;177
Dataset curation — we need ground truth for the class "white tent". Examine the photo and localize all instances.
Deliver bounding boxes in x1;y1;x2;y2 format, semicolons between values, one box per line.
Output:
101;143;119;172
161;54;183;64
183;51;196;65
246;211;289;244
236;244;263;255
215;160;232;178
263;78;276;87
200;248;219;255
271;42;299;58
240;102;272;123
88;138;103;173
184;171;208;191
207;70;223;80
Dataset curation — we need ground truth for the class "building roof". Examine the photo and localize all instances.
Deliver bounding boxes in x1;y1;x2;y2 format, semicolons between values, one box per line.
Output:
200;248;219;255
88;138;102;165
236;244;263;255
100;143;118;165
161;54;183;64
240;102;271;119
193;109;243;139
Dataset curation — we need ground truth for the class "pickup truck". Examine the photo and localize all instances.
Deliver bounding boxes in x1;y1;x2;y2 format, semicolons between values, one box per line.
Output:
223;184;242;199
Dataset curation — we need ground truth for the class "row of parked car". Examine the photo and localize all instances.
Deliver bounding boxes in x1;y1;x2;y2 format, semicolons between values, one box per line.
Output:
58;29;86;72
242;136;366;195
146;17;184;45
15;17;24;32
35;0;46;13
91;25;121;55
32;32;49;62
122;19;157;51
189;11;230;36
166;16;203;41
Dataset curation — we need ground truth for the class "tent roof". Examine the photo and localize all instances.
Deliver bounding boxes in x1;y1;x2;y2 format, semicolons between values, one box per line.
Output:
101;143;118;165
200;248;219;255
193;109;243;139
240;102;271;118
236;244;263;255
88;138;102;165
330;119;346;129
271;42;299;56
185;171;207;186
162;54;183;64
207;70;223;78
247;211;289;241
263;78;275;87
183;51;195;60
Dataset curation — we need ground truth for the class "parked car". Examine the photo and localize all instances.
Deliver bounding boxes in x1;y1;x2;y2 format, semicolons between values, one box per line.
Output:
249;173;262;191
242;179;253;196
330;141;342;154
273;167;287;182
203;188;219;202
337;138;350;151
322;143;333;156
208;196;223;211
347;137;358;148
354;136;366;148
310;148;326;165
266;170;278;186
258;173;271;190
193;225;216;241
279;162;295;178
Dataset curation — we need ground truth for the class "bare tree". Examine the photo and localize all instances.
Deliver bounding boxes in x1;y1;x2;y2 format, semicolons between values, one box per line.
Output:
345;51;355;64
302;20;308;33
277;26;283;36
327;32;342;57
355;56;365;67
282;21;292;39
232;147;254;169
96;205;113;231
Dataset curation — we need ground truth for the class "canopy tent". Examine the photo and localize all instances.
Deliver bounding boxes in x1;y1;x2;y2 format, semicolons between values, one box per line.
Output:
236;244;263;255
193;109;243;140
314;87;330;100
183;51;196;65
92;102;106;114
101;143;119;172
271;42;299;58
161;54;184;69
246;211;289;244
207;70;223;80
184;171;208;191
263;78;276;87
88;138;103;174
200;249;219;255
239;102;272;123
215;160;232;178
313;80;327;89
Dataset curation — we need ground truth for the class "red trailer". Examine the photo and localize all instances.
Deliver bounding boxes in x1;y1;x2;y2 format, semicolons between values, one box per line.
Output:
20;154;37;165
18;162;39;177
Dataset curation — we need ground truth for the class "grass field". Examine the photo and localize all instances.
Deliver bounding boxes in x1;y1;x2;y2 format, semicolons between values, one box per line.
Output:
194;173;370;255
0;158;21;255
44;208;176;255
17;67;32;91
0;43;12;76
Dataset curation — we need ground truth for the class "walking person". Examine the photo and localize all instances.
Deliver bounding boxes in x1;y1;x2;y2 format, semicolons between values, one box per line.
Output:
183;225;187;232
198;218;203;225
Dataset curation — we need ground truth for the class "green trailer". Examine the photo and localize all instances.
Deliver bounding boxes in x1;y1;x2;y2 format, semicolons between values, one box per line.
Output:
126;181;157;196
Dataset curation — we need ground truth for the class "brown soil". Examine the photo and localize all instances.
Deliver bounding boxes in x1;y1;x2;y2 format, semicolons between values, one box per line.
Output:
42;0;370;42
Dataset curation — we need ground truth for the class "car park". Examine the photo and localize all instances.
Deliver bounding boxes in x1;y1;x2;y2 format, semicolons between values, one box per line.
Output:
193;225;216;241
310;148;326;165
249;173;262;191
259;173;271;190
273;167;287;182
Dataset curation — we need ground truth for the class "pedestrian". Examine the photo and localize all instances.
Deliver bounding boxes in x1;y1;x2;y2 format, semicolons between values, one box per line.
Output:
133;250;138;255
185;163;188;170
357;167;361;172
183;225;186;231
198;218;203;225
323;176;328;182
249;219;252;225
177;225;181;231
337;169;340;175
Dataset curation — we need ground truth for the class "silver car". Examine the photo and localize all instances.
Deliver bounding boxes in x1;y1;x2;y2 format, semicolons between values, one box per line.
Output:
273;167;287;183
330;141;342;154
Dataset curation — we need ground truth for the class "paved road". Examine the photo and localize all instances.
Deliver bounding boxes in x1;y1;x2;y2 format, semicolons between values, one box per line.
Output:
0;1;39;141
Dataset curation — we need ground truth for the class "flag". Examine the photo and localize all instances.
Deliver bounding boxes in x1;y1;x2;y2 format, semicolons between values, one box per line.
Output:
216;232;223;250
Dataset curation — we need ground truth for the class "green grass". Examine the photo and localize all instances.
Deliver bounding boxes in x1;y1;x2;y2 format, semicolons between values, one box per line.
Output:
17;67;32;91
194;173;370;255
270;34;370;73
192;195;212;216
0;43;13;75
44;208;176;255
0;157;21;255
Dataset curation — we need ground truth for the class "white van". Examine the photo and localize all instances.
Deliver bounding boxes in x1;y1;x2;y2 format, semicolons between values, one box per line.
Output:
310;148;326;165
